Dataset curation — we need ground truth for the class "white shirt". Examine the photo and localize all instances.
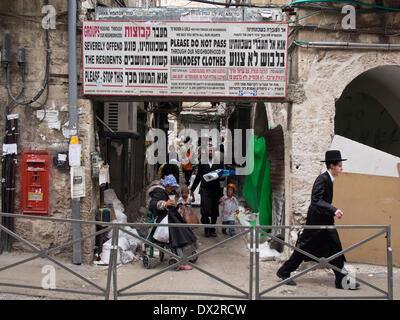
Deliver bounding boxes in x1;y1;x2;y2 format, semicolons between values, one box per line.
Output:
327;170;334;182
208;157;214;168
220;195;239;222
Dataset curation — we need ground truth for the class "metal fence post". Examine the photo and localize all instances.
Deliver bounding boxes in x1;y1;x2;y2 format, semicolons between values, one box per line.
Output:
105;224;118;300
254;226;259;300
113;225;120;300
249;225;254;300
386;225;393;300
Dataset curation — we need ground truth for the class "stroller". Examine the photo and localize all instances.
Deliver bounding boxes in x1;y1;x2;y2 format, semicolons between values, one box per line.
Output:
141;211;198;270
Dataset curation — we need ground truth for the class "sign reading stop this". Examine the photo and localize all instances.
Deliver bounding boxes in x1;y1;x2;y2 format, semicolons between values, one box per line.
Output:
82;20;288;98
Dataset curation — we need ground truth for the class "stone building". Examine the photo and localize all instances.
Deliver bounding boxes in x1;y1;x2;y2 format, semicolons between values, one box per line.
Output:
0;0;399;264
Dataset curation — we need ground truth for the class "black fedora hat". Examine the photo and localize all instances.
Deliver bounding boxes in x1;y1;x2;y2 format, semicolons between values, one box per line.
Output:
320;150;347;162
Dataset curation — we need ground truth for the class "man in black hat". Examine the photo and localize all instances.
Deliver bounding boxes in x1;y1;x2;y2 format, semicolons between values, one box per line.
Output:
276;150;360;290
190;142;224;238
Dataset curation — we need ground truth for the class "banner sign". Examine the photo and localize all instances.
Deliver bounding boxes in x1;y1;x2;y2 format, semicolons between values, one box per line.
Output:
82;21;288;98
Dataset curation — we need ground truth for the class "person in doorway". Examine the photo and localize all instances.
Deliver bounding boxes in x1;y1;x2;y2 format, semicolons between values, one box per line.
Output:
219;183;239;237
161;158;180;186
190;143;225;238
181;137;194;186
167;144;178;163
276;150;360;290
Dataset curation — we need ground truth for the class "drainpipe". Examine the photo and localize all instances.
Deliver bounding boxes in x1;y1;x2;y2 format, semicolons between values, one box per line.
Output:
68;0;81;265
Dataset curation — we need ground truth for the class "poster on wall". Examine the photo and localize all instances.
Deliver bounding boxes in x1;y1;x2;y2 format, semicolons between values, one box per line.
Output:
82;20;288;98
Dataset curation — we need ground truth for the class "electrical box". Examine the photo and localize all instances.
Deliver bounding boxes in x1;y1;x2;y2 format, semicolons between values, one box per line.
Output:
21;151;51;215
104;102;137;133
53;152;69;170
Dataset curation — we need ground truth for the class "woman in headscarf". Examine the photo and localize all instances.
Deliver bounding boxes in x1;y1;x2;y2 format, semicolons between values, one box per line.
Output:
148;175;197;270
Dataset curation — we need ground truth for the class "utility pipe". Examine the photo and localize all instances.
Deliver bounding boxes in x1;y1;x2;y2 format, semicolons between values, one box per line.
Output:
295;40;400;50
68;0;82;265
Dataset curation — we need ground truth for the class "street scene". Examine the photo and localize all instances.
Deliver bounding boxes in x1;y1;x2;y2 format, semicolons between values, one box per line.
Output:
0;0;399;304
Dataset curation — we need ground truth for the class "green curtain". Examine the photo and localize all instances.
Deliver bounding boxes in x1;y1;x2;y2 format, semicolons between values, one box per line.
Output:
242;135;272;230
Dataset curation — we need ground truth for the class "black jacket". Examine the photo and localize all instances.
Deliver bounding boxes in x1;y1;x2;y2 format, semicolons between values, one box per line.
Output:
148;184;197;249
190;161;224;196
296;171;345;261
306;171;337;225
161;164;180;185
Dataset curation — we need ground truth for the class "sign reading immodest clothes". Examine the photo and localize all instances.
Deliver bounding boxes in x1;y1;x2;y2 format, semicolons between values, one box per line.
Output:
82;20;288;98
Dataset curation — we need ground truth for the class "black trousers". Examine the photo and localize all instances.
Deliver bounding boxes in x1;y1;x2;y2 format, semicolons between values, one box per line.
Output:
201;215;217;225
277;249;345;286
200;189;219;231
183;169;192;186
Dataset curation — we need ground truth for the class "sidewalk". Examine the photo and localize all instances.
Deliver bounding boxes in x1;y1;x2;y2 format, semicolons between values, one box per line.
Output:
0;214;398;300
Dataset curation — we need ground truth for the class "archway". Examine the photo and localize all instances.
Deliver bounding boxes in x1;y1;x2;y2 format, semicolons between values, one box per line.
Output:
335;66;400;157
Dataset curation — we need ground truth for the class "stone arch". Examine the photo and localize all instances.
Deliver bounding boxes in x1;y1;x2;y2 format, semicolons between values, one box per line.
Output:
287;51;400;231
335;65;400;157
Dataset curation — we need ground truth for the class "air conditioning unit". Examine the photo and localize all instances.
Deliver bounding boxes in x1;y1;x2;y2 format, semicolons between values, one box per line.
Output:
104;102;138;133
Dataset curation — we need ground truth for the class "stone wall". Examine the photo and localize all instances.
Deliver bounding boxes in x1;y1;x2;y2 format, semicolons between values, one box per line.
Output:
285;5;400;247
0;0;101;263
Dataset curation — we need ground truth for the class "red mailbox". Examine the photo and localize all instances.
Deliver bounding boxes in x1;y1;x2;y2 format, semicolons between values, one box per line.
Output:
21;151;51;215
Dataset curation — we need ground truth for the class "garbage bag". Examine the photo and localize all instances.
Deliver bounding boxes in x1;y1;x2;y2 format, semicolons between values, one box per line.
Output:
120;250;135;264
100;239;121;265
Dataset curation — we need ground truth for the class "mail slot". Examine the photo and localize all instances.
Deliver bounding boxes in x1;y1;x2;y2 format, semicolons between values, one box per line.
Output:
21;151;51;215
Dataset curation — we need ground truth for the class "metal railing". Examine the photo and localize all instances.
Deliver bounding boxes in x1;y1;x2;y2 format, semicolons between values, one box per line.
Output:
0;212;394;300
254;225;393;300
0;212;254;300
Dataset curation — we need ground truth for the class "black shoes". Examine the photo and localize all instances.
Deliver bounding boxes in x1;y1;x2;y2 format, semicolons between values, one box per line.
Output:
275;271;361;289
335;281;360;290
276;272;297;286
204;228;217;237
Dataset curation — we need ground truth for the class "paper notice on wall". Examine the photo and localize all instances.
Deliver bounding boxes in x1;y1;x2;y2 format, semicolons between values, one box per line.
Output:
7;114;19;120
2;143;17;155
99;163;110;186
37;110;61;130
69;144;81;166
71;166;86;198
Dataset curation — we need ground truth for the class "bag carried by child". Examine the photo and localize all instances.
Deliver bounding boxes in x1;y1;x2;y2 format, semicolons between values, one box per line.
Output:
180;205;199;229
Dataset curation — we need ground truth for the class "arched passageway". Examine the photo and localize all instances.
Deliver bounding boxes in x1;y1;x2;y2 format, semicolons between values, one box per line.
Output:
335;66;400;157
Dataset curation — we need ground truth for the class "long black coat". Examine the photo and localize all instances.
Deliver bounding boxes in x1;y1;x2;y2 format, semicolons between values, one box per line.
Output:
148;185;197;249
190;161;224;218
296;171;346;262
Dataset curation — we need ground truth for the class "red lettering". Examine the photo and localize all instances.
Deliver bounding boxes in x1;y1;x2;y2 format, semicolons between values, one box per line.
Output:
84;26;99;37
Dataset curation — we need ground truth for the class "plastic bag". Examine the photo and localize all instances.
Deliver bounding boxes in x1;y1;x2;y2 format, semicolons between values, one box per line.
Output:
153;215;169;243
100;239;121;265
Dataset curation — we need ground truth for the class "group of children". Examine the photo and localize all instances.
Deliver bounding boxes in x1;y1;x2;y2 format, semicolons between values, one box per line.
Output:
176;182;239;237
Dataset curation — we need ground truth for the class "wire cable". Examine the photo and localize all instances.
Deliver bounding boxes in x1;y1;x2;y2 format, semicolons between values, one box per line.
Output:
289;0;400;12
5;23;50;107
